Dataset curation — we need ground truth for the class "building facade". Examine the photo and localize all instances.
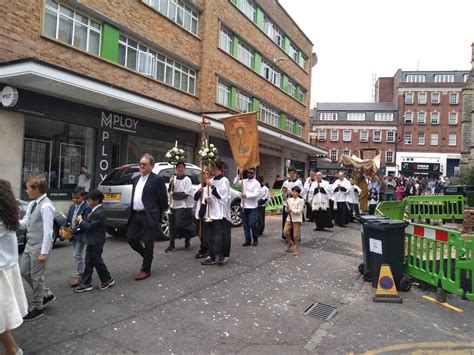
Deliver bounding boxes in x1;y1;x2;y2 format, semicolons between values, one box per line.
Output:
376;70;469;177
0;0;324;204
461;45;474;170
310;103;398;175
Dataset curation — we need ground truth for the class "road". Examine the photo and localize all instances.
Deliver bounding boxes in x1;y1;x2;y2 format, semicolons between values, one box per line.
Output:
13;216;474;354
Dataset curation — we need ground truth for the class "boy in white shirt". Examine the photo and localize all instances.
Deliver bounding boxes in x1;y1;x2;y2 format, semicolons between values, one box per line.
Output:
283;186;305;256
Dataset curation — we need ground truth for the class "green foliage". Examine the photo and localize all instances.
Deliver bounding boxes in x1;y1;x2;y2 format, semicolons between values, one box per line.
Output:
467;191;474;207
450;167;474;186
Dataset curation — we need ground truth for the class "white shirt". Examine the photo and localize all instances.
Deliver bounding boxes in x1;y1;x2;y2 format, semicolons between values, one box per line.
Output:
331;178;351;203
133;173;150;211
170;175;194;209
281;179;304;200
233;176;261;209
303;177;316;202
285;197;305;223
348;185;361;205
213;175;231;220
77;173;92;192
202;184;223;220
311;179;331;210
259;185;270;206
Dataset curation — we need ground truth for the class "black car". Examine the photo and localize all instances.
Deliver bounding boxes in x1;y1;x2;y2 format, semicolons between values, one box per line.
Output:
443;185;474;197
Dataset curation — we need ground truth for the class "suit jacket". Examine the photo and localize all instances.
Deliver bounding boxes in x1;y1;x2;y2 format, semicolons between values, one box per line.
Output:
67;202;91;243
80;206;107;245
130;172;168;227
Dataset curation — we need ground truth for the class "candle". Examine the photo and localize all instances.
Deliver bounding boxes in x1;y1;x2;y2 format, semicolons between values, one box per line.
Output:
175;140;178;148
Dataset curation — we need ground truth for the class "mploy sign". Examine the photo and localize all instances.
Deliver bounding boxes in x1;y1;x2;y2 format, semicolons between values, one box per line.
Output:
101;111;139;133
401;162;440;173
1;86;19;107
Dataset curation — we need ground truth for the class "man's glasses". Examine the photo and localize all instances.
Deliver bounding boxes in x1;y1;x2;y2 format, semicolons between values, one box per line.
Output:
138;162;149;167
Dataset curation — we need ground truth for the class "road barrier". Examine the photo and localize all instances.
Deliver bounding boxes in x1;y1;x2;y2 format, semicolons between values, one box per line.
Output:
266;192;284;213
404;223;474;300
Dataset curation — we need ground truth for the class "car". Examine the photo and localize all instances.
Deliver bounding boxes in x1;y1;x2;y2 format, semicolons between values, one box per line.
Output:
443;184;474;197
98;162;243;240
16;198;66;254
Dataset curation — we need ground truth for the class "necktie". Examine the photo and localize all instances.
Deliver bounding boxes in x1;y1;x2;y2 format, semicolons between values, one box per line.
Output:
30;201;38;215
72;205;80;222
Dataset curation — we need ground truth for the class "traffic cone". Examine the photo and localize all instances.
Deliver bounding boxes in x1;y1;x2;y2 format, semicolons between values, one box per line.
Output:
373;264;402;303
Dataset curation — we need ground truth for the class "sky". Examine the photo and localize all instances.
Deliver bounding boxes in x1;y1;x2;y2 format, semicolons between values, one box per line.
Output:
279;0;474;105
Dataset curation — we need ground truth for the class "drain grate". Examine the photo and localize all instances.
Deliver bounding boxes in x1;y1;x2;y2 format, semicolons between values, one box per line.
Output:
304;302;340;321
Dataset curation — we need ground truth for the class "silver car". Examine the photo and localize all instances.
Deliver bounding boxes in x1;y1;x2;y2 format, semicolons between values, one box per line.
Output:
98;162;242;240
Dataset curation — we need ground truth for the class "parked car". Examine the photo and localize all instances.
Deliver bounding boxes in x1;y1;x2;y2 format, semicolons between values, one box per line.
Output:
16;198;66;254
98;162;243;240
443;185;474;197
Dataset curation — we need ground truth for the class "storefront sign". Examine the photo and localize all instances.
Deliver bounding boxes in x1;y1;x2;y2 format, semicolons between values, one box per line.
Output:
101;111;139;133
259;143;282;154
401;162;441;175
1;86;18;107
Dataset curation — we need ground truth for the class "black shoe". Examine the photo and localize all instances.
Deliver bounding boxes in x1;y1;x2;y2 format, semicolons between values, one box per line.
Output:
43;294;56;306
201;257;216;265
242;241;251;247
98;279;115;291
165;245;176;253
217;256;227;266
74;284;93;293
195;252;207;259
253;240;258;246
184;239;191;249
23;308;43;321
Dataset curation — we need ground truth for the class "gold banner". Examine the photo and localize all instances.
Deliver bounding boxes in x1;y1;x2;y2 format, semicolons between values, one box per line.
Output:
222;112;260;170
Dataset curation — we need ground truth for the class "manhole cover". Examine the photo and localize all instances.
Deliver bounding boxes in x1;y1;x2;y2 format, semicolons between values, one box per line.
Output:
304;302;340;321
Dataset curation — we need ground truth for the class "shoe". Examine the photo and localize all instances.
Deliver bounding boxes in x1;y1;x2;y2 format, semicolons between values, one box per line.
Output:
294;248;300;256
74;284;93;293
201;257;216;265
69;277;82;288
253;240;258;246
195;252;207;259
165;245;176;253
217;256;227;266
135;271;151;281
43;293;56;306
185;239;191;249
98;279;115;291
16;349;23;355
242;241;251;247
23;308;43;321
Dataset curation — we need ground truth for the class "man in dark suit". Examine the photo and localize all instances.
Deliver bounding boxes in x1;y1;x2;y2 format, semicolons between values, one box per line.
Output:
127;153;168;281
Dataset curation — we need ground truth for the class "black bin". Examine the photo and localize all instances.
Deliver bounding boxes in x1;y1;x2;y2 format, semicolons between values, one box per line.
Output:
356;215;389;281
365;220;411;291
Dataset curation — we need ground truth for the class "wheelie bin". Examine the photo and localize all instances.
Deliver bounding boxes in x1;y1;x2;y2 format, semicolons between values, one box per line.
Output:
356;215;389;282
365;220;411;291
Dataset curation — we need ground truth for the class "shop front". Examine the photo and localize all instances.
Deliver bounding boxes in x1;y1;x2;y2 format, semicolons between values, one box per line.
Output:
400;162;441;177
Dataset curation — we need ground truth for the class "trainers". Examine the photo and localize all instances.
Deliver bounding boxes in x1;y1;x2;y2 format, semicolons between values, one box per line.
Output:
98;279;115;291
43;294;56;306
69;277;82;288
165;245;176;253
74;284;93;293
217;256;227;266
23;308;43;321
195;252;207;259
201;257;216;265
184;238;191;249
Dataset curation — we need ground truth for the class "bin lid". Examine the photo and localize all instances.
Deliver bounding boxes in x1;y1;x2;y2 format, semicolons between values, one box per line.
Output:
357;215;390;224
364;220;407;231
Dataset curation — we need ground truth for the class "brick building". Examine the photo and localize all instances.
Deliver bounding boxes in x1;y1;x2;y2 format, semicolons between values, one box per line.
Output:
309;103;398;175
376;69;470;177
0;0;324;203
461;44;474;170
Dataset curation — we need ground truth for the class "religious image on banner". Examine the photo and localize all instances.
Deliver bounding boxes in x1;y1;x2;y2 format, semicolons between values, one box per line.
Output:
222;112;260;170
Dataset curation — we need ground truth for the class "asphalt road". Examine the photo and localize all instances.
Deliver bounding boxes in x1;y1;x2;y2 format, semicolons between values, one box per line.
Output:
13;216;474;354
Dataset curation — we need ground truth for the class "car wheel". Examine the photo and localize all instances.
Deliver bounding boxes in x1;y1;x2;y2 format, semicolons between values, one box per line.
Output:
52;221;61;248
230;200;242;227
156;212;170;241
106;226;128;237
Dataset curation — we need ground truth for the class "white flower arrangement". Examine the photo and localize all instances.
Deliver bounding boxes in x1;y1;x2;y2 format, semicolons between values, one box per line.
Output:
198;141;219;166
166;142;186;164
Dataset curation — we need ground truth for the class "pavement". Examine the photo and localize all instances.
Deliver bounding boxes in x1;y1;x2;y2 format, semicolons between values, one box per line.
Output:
13;216;474;354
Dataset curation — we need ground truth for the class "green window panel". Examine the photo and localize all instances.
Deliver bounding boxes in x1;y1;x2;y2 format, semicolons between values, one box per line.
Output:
292;121;298;135
296;86;301;101
251;98;260;113
256;7;264;29
282;75;289;92
233;0;241;7
279;112;287;130
100;23;119;63
252;52;262;73
230;87;238;109
231;35;239;57
283;36;291;55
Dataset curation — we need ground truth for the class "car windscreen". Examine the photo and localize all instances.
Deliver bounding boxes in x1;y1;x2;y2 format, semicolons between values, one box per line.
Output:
101;166;140;186
158;168;201;185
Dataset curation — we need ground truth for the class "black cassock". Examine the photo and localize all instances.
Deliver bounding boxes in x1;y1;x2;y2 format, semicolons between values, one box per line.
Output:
312;187;333;230
333;186;350;226
169;190;196;241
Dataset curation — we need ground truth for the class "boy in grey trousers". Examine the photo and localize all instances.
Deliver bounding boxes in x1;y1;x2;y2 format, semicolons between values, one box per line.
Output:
19;176;56;321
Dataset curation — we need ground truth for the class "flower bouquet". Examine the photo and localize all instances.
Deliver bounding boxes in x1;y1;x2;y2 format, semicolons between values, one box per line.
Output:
166;141;186;164
198;140;219;166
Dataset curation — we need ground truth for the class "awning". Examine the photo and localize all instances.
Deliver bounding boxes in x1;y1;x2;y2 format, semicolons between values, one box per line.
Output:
0;60;326;156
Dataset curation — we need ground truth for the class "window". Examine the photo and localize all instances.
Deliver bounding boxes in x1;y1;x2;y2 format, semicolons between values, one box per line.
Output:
343;130;351;142
417;111;426;124
237;41;253;68
417;133;425;145
143;0;198;35
405;74;425;83
318;130;326;141
386;131;395;143
287;80;297;98
434;74;454;83
430;112;440;125
259;103;279;127
404;132;412;145
263;16;283;47
449;92;459;105
385;151;394;163
237;92;251;112
330;130;339;141
299;88;306;103
465;74;470;82
404;112;413;124
448;112;458;125
375;112;393;121
418;92;427;104
44;0;101;55
347;112;365;121
289;43;298;62
431;92;440;104
373;131;381;142
219;27;232;54
298;54;307;70
320;112;338;120
285;120;294;134
239;0;256;21
430;133;439;145
405;92;413;104
448;133;456;146
295;122;303;137
329;149;338;161
360;130;368;142
216;80;230;107
261;60;281;86
343;149;351;156
119;35;196;94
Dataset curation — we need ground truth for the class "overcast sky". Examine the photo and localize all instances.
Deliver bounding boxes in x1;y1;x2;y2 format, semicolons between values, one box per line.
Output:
279;0;474;105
